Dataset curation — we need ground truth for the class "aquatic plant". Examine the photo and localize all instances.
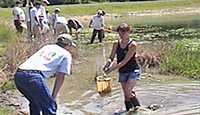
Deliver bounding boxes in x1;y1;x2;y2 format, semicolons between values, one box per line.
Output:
159;38;200;79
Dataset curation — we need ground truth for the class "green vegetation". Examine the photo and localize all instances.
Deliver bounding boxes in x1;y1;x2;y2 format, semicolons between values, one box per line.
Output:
1;0;200;19
0;21;17;42
47;0;200;16
160;38;200;79
0;103;15;115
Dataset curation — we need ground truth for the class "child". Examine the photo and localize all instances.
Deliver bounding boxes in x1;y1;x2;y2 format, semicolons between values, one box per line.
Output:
103;23;141;111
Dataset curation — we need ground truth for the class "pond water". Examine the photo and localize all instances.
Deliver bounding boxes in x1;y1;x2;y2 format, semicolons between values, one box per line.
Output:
21;13;200;114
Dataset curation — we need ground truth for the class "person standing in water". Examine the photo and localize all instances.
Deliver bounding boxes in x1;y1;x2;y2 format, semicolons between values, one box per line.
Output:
103;23;141;111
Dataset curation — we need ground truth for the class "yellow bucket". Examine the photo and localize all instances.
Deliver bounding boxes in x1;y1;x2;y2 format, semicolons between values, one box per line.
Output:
96;76;111;97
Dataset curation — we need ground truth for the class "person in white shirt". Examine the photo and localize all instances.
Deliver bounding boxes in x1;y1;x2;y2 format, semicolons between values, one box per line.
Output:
13;1;26;33
38;0;50;37
30;1;41;38
89;10;105;44
55;16;68;36
52;8;61;34
14;34;76;115
46;10;51;26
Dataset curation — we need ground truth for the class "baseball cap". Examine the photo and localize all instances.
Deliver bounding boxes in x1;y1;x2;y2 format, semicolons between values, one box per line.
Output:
35;1;41;5
55;8;61;12
43;0;50;4
57;34;76;47
97;10;103;14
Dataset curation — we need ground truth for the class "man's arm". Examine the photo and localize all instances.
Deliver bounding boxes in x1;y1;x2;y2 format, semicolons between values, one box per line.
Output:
52;72;65;100
89;20;93;28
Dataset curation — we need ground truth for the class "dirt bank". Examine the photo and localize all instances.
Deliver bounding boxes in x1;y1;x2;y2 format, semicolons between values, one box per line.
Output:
72;7;200;22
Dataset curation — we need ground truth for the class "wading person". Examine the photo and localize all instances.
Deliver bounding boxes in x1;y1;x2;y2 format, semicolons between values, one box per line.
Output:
103;23;141;112
14;34;76;115
89;10;104;44
13;1;26;33
68;18;84;40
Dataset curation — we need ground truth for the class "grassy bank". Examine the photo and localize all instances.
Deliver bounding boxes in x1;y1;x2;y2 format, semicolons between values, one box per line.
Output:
0;103;15;115
160;38;200;79
0;0;200;19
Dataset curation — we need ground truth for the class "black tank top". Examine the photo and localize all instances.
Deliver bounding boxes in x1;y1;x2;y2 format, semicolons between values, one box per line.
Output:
116;39;140;73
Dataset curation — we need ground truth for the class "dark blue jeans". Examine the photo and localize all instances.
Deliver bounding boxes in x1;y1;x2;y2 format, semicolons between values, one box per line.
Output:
14;69;57;115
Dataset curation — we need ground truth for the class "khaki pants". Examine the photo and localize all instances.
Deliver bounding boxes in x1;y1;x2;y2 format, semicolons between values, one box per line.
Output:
56;23;68;35
32;25;41;37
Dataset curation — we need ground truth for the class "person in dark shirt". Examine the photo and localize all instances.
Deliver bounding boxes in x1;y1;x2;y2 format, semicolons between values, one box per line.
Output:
103;23;141;112
68;18;84;40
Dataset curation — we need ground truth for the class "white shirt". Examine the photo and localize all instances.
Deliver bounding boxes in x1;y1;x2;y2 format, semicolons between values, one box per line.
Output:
30;7;39;26
52;13;58;28
92;14;104;30
19;44;72;78
13;6;25;21
38;5;48;23
54;16;68;28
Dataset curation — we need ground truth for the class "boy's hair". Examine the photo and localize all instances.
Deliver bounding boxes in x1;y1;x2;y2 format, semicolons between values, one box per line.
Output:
117;23;132;33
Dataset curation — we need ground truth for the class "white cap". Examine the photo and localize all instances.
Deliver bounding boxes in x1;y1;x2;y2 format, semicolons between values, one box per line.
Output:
97;10;103;14
55;8;61;12
57;34;76;47
43;0;50;4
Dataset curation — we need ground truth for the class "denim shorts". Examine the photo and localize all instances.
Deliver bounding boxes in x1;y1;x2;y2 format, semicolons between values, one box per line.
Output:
118;69;141;82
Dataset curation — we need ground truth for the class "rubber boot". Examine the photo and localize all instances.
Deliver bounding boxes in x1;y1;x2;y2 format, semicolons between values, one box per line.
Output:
125;101;132;111
130;91;140;110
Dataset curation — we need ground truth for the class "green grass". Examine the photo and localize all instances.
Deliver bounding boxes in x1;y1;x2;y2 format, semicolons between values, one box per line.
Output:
160;38;200;79
0;103;15;115
0;0;200;19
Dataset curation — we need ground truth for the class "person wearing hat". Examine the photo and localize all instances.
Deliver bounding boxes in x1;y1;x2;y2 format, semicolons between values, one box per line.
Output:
37;0;50;37
68;18;84;40
13;1;26;33
14;34;76;115
52;8;61;34
89;10;105;44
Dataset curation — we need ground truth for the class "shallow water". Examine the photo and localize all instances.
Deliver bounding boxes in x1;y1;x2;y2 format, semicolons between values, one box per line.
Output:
20;13;200;114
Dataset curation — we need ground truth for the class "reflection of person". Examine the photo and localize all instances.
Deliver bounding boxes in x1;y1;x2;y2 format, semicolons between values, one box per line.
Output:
12;1;25;33
103;23;141;111
89;10;104;44
14;34;76;115
68;18;84;39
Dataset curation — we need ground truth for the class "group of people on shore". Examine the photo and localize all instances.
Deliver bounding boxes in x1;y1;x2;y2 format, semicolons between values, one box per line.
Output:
13;1;141;114
13;0;84;40
13;0;109;43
